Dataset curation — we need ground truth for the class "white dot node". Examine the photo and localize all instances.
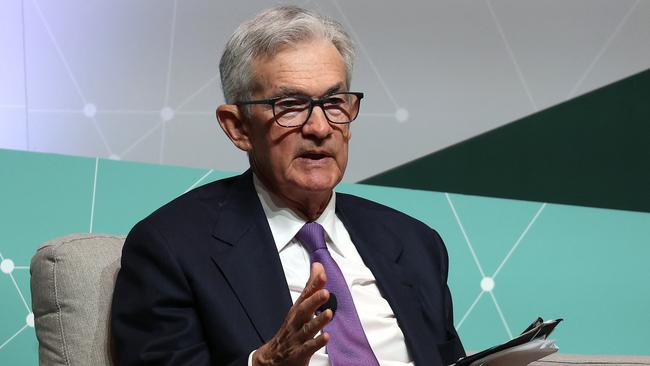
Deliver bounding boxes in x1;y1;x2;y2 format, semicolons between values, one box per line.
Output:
0;258;15;274
83;103;97;118
26;313;34;327
160;107;175;121
480;277;495;292
395;108;409;123
109;154;121;160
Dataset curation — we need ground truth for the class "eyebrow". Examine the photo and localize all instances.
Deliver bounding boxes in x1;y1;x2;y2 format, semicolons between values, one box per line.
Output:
276;83;345;98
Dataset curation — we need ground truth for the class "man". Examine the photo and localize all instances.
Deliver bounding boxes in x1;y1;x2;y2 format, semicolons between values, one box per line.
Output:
111;6;464;366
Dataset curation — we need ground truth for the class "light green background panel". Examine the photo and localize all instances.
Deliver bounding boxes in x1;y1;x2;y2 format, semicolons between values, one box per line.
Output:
92;159;235;234
335;185;552;351
437;194;552;352
0;149;95;254
0;267;36;365
2;149;650;364
337;183;650;355
496;204;650;354
0;149;97;364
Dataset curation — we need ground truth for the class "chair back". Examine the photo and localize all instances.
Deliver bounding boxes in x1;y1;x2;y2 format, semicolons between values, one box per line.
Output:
30;234;124;366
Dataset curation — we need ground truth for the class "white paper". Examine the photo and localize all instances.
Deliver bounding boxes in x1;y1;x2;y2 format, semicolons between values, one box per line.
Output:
468;338;559;366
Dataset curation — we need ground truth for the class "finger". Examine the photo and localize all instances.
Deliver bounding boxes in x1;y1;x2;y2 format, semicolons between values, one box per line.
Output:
296;262;327;304
290;288;330;329
301;309;333;340
300;332;330;359
304;262;327;297
299;288;330;316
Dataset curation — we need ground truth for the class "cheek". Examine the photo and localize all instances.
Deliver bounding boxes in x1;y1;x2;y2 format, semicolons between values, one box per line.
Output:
335;139;350;170
266;138;297;171
338;148;349;170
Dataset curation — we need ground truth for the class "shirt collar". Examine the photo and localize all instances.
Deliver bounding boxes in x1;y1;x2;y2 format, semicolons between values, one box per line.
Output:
253;173;345;257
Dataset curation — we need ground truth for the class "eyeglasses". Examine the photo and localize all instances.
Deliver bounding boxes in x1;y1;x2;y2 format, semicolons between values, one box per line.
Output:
236;92;364;128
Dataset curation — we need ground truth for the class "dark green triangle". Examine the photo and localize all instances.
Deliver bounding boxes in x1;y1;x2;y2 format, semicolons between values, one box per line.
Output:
361;68;650;213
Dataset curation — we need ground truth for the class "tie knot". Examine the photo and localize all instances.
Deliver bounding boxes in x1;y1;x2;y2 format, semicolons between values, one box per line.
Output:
296;222;327;254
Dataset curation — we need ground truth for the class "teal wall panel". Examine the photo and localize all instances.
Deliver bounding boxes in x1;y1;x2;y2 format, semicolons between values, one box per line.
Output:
1;149;648;364
335;185;650;354
92;159;235;235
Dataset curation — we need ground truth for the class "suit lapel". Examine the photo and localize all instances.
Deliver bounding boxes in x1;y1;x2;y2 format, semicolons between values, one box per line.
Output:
210;171;292;342
336;195;443;366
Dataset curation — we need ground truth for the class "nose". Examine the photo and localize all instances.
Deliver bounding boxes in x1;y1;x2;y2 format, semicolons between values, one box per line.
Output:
301;104;332;138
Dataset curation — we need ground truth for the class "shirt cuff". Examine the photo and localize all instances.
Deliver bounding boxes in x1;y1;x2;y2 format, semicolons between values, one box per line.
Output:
248;349;257;366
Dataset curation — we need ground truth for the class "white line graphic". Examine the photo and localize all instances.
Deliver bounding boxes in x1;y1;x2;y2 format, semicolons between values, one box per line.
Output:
184;170;214;194
456;291;485;330
9;273;31;313
492;203;547;279
120;122;163;158
31;0;84;102
330;0;400;109
0;324;29;350
31;0;113;155
445;193;486;277
567;0;640;99
486;0;537;112
175;74;221;111
490;291;513;339
89;157;99;233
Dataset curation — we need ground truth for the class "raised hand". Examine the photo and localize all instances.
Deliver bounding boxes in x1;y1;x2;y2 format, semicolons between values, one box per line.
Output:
252;262;333;366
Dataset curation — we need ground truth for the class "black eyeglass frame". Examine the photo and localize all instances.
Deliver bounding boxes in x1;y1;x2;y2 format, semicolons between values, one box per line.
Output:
235;92;364;128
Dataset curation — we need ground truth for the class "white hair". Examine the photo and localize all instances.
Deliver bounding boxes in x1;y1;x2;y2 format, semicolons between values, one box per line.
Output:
219;5;355;104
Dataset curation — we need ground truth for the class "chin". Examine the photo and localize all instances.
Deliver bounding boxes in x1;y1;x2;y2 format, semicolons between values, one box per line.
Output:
295;173;341;193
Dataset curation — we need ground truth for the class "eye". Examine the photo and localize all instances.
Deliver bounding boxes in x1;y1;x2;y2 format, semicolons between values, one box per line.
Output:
276;97;309;109
324;95;347;106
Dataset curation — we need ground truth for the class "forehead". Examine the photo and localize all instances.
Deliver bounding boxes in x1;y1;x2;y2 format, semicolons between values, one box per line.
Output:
251;39;347;97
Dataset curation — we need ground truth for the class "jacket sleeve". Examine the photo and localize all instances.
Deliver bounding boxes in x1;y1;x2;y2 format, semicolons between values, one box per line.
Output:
434;229;466;365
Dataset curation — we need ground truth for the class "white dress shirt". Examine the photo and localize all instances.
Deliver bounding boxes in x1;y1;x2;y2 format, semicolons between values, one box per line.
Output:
249;175;414;366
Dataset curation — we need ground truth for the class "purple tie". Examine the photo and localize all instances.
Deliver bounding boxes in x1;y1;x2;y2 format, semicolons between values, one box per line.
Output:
296;222;379;366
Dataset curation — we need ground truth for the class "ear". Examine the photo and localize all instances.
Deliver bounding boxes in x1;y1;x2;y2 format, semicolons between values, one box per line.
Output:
216;104;252;152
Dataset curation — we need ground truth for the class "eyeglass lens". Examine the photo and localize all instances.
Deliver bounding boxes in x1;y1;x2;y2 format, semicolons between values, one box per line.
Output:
274;93;360;127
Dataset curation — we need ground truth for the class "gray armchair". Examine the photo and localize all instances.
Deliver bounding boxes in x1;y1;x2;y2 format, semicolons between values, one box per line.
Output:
30;234;124;366
29;234;649;366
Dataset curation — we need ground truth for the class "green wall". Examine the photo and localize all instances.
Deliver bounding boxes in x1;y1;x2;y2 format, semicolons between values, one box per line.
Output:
1;149;648;364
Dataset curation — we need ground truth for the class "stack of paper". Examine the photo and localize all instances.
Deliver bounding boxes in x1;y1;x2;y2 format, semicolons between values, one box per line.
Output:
452;318;563;366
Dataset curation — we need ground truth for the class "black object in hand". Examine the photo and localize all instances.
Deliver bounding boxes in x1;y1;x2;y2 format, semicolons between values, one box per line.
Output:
317;292;337;315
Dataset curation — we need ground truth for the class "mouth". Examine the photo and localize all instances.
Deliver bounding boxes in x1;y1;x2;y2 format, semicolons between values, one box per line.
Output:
299;151;332;161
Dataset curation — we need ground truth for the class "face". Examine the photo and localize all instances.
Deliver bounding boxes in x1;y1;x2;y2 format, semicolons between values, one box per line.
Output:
236;40;352;205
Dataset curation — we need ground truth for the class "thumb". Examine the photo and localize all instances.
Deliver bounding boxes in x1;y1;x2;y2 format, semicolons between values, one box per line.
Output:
297;262;327;304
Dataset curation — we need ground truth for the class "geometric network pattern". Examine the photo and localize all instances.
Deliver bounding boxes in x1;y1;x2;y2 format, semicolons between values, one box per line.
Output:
2;0;649;182
446;197;547;340
0;254;34;350
339;181;650;354
2;149;650;364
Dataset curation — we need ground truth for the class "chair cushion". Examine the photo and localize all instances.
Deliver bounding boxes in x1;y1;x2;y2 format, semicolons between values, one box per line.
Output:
30;234;124;366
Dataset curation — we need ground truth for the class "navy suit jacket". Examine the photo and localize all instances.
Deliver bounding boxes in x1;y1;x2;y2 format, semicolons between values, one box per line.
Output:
111;171;465;365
